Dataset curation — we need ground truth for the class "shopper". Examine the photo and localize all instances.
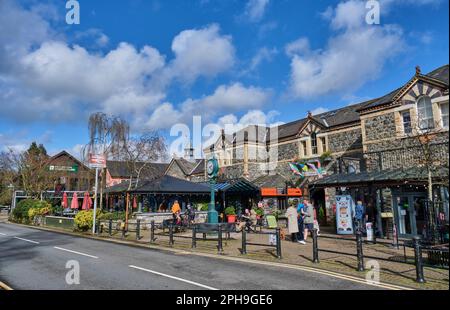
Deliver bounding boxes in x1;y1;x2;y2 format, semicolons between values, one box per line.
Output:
296;199;305;242
285;203;299;242
302;201;315;244
354;200;366;233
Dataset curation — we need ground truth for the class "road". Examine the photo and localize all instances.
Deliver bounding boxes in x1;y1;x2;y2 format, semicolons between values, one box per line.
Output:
0;222;396;290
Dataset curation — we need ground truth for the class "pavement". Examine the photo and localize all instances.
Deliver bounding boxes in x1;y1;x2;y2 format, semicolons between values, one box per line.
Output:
0;221;412;291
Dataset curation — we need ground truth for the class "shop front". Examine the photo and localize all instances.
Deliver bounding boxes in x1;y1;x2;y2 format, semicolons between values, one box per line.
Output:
310;166;449;242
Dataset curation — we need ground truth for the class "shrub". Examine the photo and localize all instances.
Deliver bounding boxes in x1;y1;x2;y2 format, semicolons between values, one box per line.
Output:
74;210;102;231
98;211;126;221
197;203;209;212
271;209;283;220
255;208;264;217
11;199;51;223
224;206;236;216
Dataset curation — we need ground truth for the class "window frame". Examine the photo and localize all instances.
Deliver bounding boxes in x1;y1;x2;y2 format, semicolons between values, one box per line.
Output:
311;133;318;155
416;95;435;130
440;102;449;129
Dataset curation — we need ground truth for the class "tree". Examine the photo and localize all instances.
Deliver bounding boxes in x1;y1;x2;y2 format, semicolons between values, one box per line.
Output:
83;112;168;227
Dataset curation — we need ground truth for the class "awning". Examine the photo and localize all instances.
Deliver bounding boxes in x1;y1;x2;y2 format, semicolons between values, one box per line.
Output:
310;166;449;188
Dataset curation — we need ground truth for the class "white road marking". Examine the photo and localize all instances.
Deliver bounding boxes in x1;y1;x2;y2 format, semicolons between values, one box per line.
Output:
129;265;219;290
53;246;99;259
181;252;414;290
13;236;40;244
0;232;7;236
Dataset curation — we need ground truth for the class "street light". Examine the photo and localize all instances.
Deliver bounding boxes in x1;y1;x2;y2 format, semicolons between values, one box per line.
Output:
206;157;219;224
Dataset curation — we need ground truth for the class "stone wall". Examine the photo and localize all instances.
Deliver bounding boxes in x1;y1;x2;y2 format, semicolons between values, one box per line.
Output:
328;128;363;153
364;113;397;142
364;132;449;172
275;142;299;161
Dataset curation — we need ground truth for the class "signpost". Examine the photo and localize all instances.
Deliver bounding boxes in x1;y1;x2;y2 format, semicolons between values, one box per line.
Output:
88;154;106;234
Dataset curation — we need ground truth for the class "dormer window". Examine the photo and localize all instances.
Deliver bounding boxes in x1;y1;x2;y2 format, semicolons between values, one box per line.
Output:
417;96;435;130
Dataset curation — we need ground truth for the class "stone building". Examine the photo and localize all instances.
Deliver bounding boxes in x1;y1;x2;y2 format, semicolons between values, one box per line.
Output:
204;64;449;238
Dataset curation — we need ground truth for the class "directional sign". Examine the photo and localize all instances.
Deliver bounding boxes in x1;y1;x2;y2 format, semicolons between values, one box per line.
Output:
88;154;106;169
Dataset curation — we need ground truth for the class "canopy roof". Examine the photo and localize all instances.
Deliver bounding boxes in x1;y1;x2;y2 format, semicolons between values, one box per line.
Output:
200;178;259;193
310;166;449;188
105;175;210;194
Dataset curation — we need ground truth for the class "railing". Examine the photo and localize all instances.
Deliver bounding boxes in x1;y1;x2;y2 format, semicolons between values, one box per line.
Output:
241;228;282;259
312;229;449;283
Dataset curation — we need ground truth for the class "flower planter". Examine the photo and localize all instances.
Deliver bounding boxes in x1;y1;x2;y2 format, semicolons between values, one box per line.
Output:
227;215;236;223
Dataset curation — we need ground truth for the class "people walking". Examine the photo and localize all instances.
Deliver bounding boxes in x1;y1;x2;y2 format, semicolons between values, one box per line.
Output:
302;201;315;244
285;203;299;242
296;199;305;242
354;200;366;233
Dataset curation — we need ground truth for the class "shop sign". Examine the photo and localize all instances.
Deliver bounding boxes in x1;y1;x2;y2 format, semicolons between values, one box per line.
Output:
335;195;354;235
89;154;106;169
48;165;78;172
287;188;302;196
261;188;278;196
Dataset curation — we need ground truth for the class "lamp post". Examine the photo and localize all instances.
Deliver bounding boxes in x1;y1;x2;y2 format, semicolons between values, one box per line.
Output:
206;157;219;224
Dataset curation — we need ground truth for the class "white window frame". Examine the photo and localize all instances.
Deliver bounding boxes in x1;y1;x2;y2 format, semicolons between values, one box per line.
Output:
416;95;435;130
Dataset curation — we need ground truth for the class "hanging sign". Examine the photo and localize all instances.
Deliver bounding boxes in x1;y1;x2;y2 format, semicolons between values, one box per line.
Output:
88;154;106;169
335;195;354;235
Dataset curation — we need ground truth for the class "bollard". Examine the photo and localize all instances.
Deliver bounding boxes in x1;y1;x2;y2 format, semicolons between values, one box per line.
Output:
203;233;207;241
192;226;197;248
109;219;113;236
413;236;426;283
169;224;174;246
218;224;223;253
136;219;141;240
241;229;247;255
276;228;282;259
150;220;155;243
356;229;365;272
312;229;319;263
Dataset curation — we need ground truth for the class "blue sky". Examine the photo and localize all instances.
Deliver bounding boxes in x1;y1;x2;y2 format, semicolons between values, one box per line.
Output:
0;0;448;157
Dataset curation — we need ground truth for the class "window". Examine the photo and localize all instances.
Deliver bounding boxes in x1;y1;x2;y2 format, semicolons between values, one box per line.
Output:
320;137;327;153
311;133;318;155
441;102;449;128
402;111;412;134
417;96;434;130
301;141;308;157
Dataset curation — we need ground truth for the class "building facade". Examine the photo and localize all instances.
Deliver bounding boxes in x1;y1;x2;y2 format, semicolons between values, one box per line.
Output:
203;64;449;238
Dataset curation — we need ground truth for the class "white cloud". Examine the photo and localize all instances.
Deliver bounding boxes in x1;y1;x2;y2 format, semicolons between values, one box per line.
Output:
310;107;329;116
243;47;278;74
144;83;272;130
217;109;281;135
287;0;405;99
285;38;310;57
244;0;270;23
168;24;235;83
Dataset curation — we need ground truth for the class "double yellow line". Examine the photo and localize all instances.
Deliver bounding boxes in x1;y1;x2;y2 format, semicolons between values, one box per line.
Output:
0;280;13;290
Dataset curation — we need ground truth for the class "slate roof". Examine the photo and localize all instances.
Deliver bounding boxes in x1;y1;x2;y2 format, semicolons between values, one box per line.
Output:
106;161;168;179
105;175;210;194
170;158;203;176
252;173;293;188
360;64;449;111
310;166;449;188
190;159;205;175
